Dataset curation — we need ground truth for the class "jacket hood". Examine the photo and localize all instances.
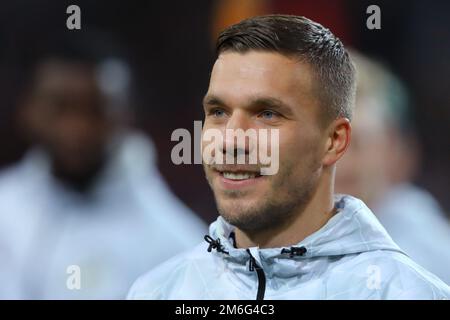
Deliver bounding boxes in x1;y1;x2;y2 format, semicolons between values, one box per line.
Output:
206;195;404;277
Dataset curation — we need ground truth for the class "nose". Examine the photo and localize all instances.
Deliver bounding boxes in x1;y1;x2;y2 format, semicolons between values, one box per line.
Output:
222;111;254;160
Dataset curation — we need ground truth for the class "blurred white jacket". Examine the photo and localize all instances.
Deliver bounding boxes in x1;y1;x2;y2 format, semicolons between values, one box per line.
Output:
0;131;206;299
374;183;450;284
128;195;450;300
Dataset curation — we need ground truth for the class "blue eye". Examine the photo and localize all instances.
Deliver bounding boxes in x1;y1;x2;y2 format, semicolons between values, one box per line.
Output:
213;109;225;117
260;110;276;119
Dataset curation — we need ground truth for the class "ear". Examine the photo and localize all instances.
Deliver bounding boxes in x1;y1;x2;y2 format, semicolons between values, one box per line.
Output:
322;118;351;167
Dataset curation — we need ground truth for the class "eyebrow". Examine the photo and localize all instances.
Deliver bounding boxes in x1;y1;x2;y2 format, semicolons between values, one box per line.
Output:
203;94;295;117
203;95;227;108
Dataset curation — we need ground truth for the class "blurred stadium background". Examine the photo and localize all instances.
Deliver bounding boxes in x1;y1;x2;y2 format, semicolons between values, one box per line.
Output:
1;0;449;222
0;0;449;298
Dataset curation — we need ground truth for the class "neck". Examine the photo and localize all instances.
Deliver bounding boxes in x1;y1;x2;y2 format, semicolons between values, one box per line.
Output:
235;167;336;249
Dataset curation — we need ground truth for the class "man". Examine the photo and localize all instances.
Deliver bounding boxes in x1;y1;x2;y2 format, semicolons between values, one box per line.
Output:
128;15;450;299
0;40;206;299
336;51;450;284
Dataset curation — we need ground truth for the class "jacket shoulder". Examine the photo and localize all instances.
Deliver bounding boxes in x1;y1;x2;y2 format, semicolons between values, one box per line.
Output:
328;250;450;299
380;251;450;299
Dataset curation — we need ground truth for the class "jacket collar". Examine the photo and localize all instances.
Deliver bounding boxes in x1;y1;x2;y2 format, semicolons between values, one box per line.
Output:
206;195;404;277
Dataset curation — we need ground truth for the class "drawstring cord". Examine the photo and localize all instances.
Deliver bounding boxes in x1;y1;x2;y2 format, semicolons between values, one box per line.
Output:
281;246;307;257
204;235;307;258
204;235;229;254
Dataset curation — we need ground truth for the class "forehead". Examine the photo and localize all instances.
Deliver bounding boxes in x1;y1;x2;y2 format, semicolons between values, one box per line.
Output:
208;51;315;105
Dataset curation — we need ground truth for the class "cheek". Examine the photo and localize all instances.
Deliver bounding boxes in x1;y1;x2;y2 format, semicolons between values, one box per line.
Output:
279;128;321;166
200;125;211;151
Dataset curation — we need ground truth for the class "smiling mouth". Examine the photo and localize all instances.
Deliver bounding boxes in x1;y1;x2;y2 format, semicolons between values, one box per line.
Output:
221;171;261;180
212;165;263;181
210;167;265;190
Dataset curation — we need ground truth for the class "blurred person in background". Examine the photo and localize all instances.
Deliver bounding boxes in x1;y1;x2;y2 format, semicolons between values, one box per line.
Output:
0;35;206;299
336;51;450;284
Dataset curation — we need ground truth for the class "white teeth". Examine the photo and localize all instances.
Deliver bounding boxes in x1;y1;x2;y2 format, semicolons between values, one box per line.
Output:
223;172;256;180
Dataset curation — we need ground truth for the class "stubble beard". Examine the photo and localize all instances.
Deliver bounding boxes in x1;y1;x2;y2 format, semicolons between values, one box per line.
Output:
205;161;320;233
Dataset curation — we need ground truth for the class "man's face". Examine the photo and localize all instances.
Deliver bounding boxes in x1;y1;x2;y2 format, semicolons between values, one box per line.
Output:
202;51;328;232
22;60;111;177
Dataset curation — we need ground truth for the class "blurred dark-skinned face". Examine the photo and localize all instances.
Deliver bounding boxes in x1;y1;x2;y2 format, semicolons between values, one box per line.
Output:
21;60;111;179
202;52;328;232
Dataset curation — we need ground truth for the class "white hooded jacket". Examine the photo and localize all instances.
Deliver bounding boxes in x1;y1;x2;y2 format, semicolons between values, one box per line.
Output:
128;195;450;299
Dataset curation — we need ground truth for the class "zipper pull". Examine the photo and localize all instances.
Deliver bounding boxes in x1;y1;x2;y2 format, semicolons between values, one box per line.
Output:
248;256;255;271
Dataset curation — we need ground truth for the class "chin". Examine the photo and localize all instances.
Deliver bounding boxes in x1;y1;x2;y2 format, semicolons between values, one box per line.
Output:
217;197;258;219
